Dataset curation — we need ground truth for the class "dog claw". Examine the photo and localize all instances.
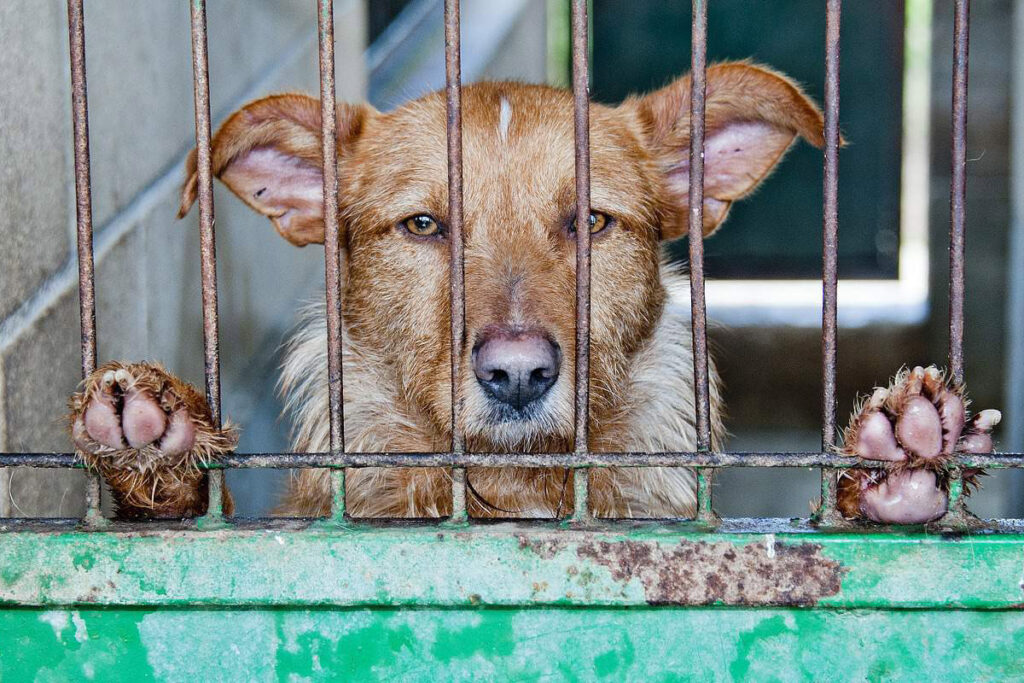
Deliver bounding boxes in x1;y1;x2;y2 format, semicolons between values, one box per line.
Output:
837;365;1000;523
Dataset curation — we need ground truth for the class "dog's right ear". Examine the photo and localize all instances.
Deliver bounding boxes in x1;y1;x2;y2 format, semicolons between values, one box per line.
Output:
632;62;827;240
177;94;374;247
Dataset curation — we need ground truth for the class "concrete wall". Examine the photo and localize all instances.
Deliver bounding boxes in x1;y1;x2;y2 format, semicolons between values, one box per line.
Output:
0;0;551;518
0;0;367;516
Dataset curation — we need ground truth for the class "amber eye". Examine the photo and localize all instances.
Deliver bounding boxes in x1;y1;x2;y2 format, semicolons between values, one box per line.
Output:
569;211;613;235
401;214;441;237
588;212;609;234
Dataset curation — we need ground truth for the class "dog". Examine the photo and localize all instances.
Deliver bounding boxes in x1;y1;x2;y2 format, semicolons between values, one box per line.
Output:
68;62;999;523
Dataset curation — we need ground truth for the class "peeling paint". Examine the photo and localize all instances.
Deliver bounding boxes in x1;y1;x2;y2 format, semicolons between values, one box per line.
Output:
70;610;89;643
2;525;1024;609
578;539;843;605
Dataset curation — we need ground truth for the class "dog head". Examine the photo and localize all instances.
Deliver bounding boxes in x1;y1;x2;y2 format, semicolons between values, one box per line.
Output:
179;63;824;452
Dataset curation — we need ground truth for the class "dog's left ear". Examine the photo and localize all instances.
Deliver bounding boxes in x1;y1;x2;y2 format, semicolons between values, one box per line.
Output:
633;62;827;239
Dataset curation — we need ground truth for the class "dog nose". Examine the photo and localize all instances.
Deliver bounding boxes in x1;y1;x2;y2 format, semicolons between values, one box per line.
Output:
473;329;560;410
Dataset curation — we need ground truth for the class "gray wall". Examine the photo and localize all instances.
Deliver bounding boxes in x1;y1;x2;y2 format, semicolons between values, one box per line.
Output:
0;0;367;516
0;0;550;518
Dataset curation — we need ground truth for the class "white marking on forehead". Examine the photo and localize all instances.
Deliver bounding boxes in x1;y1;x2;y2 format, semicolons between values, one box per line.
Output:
498;96;512;144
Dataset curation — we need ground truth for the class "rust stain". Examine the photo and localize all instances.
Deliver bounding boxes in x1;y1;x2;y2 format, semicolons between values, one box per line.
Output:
518;536;567;559
577;539;844;606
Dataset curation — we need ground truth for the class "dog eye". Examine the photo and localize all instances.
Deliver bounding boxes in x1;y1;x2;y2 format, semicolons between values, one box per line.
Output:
569;211;613;236
588;212;610;234
400;214;441;237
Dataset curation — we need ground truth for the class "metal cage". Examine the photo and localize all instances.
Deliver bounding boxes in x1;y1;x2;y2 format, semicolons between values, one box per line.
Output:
2;1;1023;679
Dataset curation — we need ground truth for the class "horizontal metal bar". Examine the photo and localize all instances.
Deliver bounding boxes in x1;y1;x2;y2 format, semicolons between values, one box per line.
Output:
7;452;1024;469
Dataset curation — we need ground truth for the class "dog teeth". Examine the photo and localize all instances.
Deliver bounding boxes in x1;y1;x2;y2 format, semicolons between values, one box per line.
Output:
114;369;131;387
102;370;116;387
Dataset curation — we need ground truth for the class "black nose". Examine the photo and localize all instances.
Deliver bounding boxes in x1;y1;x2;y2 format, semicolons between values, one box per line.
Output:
473;329;560;410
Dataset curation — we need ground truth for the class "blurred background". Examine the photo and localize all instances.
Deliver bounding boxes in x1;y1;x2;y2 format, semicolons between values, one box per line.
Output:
0;0;1020;519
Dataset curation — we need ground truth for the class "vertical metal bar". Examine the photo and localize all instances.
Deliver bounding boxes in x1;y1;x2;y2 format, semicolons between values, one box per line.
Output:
189;0;225;520
941;0;972;527
445;0;468;523
818;0;843;525
189;0;222;428
450;466;467;522
67;0;104;525
329;470;346;521
1006;0;1024;516
68;0;96;379
948;0;970;386
570;0;592;523
317;0;346;520
687;0;712;453
695;468;716;524
570;468;589;523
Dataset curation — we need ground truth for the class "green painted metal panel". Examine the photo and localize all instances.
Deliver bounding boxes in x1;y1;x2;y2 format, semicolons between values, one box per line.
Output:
3;608;1024;681
2;522;1023;609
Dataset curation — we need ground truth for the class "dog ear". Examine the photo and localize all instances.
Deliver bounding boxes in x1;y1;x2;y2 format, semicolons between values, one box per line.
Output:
633;62;827;240
177;94;373;247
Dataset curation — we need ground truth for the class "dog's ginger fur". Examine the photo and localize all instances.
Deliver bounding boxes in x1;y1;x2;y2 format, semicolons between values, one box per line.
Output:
73;63;825;519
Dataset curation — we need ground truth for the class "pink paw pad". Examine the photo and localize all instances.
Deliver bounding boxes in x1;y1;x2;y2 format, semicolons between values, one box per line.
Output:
74;366;197;458
859;470;948;524
839;365;1001;524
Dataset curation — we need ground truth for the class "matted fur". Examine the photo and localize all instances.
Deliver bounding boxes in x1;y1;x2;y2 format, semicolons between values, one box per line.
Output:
69;361;238;518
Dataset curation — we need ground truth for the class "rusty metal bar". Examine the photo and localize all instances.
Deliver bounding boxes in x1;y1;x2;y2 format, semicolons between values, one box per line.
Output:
570;0;592;522
687;0;712;453
570;468;589;523
329;470;346;521
948;0;970;386
571;0;592;456
24;451;1024;469
201;470;225;521
68;0;96;378
67;0;105;524
188;0;223;429
695;469;717;524
817;0;843;526
189;0;225;521
317;0;346;522
821;0;842;453
317;0;345;458
82;471;104;527
940;0;972;526
444;0;467;522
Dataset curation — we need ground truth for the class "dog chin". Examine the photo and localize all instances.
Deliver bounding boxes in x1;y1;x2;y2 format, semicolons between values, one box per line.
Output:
463;397;571;451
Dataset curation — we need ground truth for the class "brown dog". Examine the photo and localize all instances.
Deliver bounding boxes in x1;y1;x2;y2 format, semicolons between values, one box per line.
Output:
68;62;999;523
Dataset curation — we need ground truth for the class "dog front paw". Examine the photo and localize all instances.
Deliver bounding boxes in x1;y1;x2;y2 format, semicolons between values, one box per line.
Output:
837;366;1000;524
69;362;237;518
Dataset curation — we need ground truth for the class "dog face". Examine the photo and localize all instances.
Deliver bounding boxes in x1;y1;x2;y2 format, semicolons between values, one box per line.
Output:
179;63;824;452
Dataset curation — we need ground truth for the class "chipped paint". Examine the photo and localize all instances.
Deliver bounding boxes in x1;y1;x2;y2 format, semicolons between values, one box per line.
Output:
577;539;843;605
1;523;1023;608
3;524;1024;677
